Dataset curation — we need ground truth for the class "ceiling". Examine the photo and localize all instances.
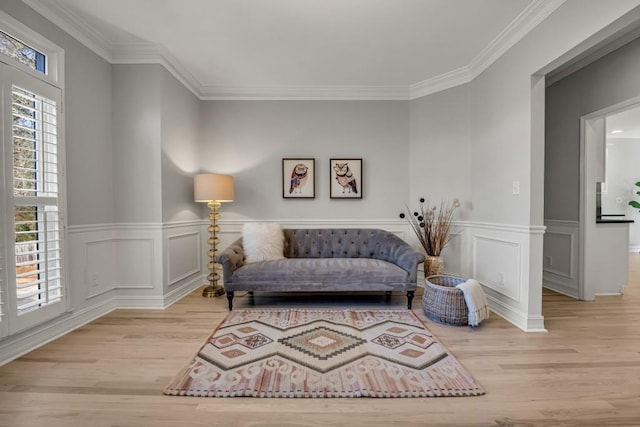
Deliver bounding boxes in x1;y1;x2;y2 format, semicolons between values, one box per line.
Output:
23;0;565;99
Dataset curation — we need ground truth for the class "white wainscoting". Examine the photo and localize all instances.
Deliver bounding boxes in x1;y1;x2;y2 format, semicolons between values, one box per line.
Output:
165;229;202;287
163;222;205;306
1;217;549;365
473;235;521;301
113;238;155;290
543;220;579;299
75;224;163;301
84;237;115;299
462;221;547;332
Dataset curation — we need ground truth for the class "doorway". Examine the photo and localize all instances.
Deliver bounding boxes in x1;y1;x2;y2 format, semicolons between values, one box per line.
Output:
579;102;639;301
543;98;640;302
542;33;640;304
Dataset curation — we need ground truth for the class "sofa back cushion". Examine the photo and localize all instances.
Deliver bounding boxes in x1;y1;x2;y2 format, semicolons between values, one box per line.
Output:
283;228;403;261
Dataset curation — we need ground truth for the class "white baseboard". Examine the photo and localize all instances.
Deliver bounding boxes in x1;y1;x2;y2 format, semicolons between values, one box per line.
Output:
543;283;579;299
164;277;203;307
543;275;579;299
487;294;547;333
0;279;203;366
0;297;118;366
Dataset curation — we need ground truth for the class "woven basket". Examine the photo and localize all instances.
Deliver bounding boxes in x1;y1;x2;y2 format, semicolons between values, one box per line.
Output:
423;275;469;326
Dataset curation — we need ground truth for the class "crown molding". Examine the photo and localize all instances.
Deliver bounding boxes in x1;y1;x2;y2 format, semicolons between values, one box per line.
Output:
468;0;566;80
408;0;566;99
199;85;410;101
409;66;472;99
20;0;565;101
22;0;113;62
111;43;201;98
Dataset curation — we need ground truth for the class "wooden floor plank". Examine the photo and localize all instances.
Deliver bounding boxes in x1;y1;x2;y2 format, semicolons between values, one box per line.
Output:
1;256;640;426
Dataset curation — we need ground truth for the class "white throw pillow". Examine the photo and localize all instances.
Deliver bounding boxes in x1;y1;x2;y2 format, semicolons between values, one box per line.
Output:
242;223;285;263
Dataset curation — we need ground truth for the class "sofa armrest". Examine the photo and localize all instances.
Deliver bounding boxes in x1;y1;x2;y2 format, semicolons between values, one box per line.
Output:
218;238;245;285
386;239;425;284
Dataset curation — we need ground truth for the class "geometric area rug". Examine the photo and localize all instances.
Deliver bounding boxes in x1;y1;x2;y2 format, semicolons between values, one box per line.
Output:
164;309;485;398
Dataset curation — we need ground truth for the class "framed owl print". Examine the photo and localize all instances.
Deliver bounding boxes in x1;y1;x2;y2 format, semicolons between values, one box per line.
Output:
282;158;315;198
330;158;362;199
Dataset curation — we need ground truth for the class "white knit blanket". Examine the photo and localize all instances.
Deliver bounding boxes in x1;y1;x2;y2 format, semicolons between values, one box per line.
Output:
456;279;490;327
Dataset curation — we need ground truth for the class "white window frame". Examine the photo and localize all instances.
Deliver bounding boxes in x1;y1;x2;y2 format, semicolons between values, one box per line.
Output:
0;11;66;338
0;10;64;88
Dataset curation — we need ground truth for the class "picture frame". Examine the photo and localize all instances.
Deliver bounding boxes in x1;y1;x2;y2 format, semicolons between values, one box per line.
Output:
282;158;315;199
330;158;362;199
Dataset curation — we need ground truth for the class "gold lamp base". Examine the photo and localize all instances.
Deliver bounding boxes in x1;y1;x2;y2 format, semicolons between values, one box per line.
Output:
202;284;225;298
194;173;234;300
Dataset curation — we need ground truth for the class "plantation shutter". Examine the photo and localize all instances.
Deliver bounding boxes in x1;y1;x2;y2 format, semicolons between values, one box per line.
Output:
3;66;65;333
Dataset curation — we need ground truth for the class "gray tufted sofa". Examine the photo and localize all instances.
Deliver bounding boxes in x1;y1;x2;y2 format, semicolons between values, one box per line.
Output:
218;228;425;310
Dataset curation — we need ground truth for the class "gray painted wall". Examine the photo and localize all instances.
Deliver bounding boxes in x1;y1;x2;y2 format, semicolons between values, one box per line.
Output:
160;67;201;223
409;84;472;221
546;36;640;221
112;64;163;223
469;0;640;226
1;0;115;226
199;100;410;221
113;64;202;224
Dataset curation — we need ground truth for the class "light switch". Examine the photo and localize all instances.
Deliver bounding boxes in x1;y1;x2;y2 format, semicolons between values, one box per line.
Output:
512;181;520;195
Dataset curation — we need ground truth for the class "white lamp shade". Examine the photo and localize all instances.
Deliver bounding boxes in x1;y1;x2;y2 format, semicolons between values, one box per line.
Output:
194;173;234;202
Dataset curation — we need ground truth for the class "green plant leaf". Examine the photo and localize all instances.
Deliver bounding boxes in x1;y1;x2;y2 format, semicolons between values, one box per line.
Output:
629;201;640;209
635;181;640;187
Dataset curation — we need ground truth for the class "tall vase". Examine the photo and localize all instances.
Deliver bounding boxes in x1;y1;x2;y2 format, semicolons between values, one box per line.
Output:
424;255;444;278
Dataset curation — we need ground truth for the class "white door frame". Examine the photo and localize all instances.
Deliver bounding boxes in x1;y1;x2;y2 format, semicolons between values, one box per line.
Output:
579;96;640;300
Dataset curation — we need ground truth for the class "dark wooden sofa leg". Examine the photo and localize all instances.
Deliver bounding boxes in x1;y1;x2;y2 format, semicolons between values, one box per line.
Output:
384;291;392;305
407;291;415;309
227;291;234;310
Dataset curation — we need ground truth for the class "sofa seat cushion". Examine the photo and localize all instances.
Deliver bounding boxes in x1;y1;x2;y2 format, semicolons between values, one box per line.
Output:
226;258;411;292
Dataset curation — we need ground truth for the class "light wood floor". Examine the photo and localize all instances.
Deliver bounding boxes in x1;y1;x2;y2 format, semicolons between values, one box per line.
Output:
2;258;640;427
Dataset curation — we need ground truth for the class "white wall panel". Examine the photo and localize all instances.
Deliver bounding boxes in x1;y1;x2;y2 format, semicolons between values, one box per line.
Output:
543;233;573;277
439;232;465;277
543;220;579;298
113;238;155;289
167;231;201;286
460;222;546;331
84;239;115;299
473;235;521;302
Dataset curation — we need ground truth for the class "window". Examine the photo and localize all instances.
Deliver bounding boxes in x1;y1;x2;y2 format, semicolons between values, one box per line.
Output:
0;16;65;336
12;84;62;317
0;30;45;74
0;9;63;86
